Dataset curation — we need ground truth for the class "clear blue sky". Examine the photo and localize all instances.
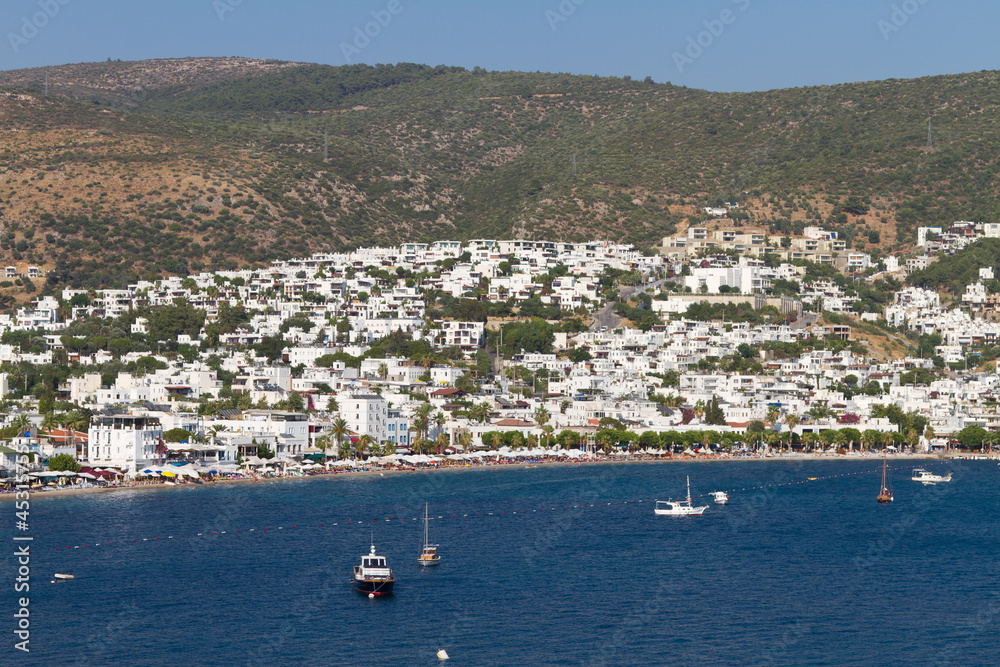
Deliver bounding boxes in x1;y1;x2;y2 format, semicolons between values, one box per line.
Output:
1;0;997;92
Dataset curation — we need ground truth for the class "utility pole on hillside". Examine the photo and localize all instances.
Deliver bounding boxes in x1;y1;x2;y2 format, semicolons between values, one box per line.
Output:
572;153;577;176
927;120;932;151
323;130;329;162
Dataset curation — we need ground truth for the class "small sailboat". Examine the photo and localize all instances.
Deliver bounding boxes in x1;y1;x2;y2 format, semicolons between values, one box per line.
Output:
654;476;708;516
418;502;441;566
877;452;893;503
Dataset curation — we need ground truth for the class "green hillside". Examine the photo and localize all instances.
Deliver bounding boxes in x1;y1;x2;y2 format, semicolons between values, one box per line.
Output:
909;238;1000;295
1;58;1000;294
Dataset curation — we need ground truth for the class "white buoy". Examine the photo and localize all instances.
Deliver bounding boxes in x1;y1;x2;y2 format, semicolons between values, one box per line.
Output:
368;593;375;599
437;649;450;660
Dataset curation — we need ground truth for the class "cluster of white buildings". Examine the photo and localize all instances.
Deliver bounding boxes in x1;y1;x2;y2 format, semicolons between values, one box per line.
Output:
7;233;1000;474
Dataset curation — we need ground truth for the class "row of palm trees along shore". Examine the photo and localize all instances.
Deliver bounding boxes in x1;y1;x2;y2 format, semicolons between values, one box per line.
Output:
308;400;991;463
10;400;994;474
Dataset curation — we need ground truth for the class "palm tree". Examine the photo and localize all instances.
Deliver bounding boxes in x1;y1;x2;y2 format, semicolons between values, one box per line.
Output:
477;401;493;424
542;425;554;450
983;430;1000;454
332;418;349;459
63;411;89;460
377;363;388;381
509;432;524;450
209;424;227;446
784;413;799;452
434;411;447;442
766;405;780;427
12;413;31;437
316;434;332;466
415;402;434;443
40;412;59;435
408;422;422;452
534;406;550;446
458;431;472;452
356;434;373;460
762;430;778;452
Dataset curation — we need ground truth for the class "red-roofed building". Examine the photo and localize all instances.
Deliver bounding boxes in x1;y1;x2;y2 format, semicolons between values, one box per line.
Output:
492;418;534;428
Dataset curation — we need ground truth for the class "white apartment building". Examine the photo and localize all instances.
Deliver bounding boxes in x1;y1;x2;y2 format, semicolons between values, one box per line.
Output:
684;264;770;294
88;414;163;472
431;321;485;353
339;392;390;443
209;411;309;458
385;408;410;447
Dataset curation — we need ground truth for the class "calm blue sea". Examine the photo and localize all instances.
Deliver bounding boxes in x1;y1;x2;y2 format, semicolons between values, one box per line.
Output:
9;459;1000;666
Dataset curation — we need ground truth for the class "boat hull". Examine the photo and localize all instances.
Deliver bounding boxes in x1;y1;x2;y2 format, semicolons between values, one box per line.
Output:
911;470;952;484
417;557;441;567
654;506;708;516
353;578;394;596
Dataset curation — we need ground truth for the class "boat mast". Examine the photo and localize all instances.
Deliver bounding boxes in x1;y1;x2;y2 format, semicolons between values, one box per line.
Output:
881;452;889;493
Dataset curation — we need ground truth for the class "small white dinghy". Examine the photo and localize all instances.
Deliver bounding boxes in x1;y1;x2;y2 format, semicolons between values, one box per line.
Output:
710;491;729;505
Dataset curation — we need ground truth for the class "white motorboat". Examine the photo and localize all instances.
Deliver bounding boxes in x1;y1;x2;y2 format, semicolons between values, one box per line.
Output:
709;491;729;505
352;543;395;596
417;502;441;567
654;476;708;516
911;468;952;485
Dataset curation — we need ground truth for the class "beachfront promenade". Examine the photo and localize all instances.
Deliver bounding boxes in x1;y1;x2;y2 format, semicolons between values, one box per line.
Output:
1;448;963;498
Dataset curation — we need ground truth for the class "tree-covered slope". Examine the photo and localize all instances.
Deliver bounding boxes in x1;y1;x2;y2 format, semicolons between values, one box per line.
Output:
1;58;1000;297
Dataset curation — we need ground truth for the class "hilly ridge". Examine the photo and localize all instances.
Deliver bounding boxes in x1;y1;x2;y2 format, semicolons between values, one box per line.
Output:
2;58;1000;296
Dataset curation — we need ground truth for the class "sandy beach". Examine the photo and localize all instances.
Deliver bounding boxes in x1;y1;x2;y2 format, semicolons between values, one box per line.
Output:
2;451;961;500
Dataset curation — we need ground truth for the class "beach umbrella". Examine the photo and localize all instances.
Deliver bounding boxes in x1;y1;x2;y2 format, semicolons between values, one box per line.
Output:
78;472;97;480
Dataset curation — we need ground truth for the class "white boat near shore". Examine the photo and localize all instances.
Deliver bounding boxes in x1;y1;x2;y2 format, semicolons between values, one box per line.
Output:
911;468;952;485
655;476;708;516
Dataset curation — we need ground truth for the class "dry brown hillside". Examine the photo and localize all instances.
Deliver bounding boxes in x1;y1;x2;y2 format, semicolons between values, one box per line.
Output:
1;58;1000;299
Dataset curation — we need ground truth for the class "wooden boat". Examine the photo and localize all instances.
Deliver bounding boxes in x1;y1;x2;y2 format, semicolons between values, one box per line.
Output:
417;502;441;566
877;452;893;503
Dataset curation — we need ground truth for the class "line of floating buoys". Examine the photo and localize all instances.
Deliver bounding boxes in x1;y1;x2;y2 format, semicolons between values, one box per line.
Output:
49;462;950;554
